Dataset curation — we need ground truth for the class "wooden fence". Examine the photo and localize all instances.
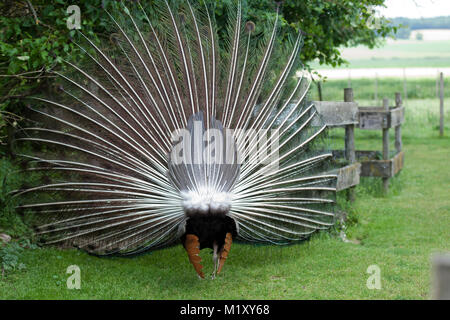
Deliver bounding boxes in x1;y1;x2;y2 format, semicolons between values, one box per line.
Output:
313;88;405;199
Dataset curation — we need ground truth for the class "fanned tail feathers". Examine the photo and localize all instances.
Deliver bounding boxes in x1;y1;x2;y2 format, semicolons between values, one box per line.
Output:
14;0;337;255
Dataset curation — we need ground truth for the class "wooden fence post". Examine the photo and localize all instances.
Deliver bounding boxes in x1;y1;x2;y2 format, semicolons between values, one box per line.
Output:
317;81;323;101
440;72;444;137
432;254;450;300
344;88;356;202
395;93;403;153
382;98;390;194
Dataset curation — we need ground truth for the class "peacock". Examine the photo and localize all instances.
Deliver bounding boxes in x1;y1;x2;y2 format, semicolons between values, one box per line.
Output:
14;0;337;279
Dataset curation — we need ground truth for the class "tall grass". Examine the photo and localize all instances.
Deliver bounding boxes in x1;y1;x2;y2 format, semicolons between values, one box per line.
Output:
311;40;450;69
310;78;450;102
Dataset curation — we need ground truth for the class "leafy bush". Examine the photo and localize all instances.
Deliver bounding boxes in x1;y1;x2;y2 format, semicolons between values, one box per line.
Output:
0;241;26;275
0;158;29;236
0;238;38;277
0;0;123;150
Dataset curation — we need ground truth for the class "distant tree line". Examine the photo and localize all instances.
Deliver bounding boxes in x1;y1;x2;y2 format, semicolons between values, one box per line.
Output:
391;16;450;39
393;16;450;30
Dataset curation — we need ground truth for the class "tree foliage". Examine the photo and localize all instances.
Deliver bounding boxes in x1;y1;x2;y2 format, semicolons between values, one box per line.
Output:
241;0;395;67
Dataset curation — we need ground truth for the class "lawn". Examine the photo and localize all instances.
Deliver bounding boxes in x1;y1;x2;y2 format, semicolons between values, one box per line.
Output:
0;93;449;299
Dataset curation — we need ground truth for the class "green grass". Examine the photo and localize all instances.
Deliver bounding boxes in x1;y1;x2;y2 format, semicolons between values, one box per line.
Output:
0;95;449;299
310;78;450;102
311;40;450;69
325;57;450;69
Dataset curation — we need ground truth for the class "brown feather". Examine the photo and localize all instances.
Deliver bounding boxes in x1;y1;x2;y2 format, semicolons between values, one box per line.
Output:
185;234;204;278
217;233;232;274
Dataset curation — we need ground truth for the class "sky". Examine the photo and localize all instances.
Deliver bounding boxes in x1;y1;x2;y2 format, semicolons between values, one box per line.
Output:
378;0;450;18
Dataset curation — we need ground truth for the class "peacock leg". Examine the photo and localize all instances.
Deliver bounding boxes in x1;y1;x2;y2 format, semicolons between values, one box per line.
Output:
217;233;232;275
184;234;204;279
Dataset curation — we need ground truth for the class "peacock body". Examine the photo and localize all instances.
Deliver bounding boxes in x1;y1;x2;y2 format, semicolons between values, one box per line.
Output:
15;0;337;279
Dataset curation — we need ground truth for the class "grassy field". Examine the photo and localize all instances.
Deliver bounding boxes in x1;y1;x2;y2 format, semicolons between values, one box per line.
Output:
310;78;450;102
0;90;449;299
311;39;450;70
